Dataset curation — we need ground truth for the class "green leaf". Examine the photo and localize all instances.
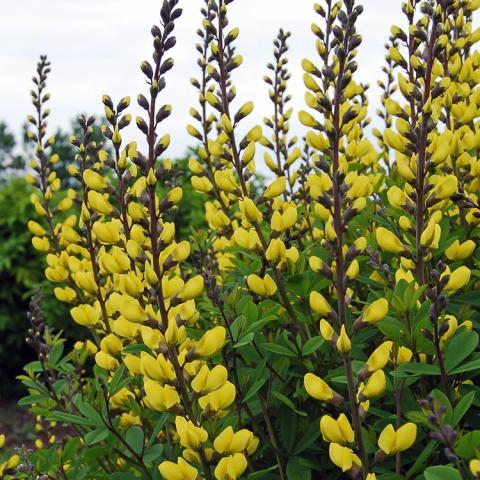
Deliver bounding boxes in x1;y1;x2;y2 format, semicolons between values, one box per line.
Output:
243;379;266;403
302;336;324;356
424;465;462;480
450;357;480;374
377;316;404;341
391;362;440;377
242;300;258;323
279;408;297;453
17;394;49;406
262;343;296;357
247;465;278;479
454;291;480;307
272;391;307;416
452;391;475;427
48;344;64;365
111;474;138;480
143;443;163;463
455;430;480;459
445;330;479;373
272;391;296;410
406;440;437;478
126;426;145;455
234;332;254;348
146;413;169;449
84;427;109;445
108;363;127;396
47;411;95;427
293;421;321;454
286;457;311;480
77;401;104;427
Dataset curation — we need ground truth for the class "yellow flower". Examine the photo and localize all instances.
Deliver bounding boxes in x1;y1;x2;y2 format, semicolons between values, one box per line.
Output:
140;352;175;383
92;220;121;244
100;334;123;355
361;370;386;399
445;239;476;260
240;198;262;224
420;218;437;247
375;227;405;253
233;227;260;250
444;266;471;293
167;187;183;204
195;326;226;357
27;220;46;236
310;291;332;316
144;380;180;411
191;175;213;193
362;298;389;324
336;325;351;353
264;176;286;199
266;239;286;263
396;346;413;364
159;457;198;480
87;190;113;215
346;259;359;280
214;453;248;480
433;174;458;199
271;206;297;231
213;426;256;454
0;453;20;476
366;341;393;373
320;319;335;341
70;304;101;327
95;351;119;371
83;169;108;191
320;414;354;445
470;459;480;476
112;294;147;323
165;318;187;345
198;381;236;411
54;286;76;303
175;416;208;450
298;110;318;128
378;423;417;455
123;353;141;374
247;274;277;296
178;275;204;300
215;170;238;193
32;236;50;252
304;373;333;401
328;442;362;472
191;365;228;394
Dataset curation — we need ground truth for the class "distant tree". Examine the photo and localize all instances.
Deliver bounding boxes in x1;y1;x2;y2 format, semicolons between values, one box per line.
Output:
0;116;106;184
0;121;25;180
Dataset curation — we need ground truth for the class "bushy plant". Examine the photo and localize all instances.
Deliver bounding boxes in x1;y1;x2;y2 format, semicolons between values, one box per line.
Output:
0;177;74;398
5;0;480;479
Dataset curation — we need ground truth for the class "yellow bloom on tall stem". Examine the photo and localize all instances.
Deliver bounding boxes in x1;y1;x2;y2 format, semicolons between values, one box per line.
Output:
378;423;417;455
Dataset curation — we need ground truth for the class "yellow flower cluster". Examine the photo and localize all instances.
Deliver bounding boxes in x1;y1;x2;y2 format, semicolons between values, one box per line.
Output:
0;435;19;478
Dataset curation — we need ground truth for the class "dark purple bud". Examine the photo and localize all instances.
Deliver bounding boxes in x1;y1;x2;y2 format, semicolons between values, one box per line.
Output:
430;431;444;442
444;447;458;463
428;414;438;425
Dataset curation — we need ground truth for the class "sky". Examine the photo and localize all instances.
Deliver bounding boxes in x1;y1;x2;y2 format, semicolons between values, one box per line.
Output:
1;0;402;158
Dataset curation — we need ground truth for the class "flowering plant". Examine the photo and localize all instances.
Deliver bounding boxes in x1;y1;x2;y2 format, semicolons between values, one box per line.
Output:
4;0;480;479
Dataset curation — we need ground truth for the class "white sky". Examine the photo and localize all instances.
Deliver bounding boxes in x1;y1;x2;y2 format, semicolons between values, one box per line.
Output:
0;1;408;157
